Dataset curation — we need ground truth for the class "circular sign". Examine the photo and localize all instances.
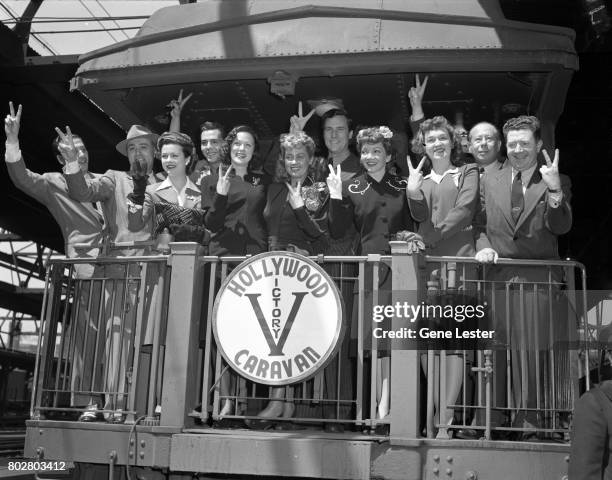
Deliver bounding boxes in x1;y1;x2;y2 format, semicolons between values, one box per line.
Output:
212;251;344;386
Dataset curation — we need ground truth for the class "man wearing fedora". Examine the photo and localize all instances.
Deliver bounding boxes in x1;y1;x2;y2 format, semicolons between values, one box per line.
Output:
63;124;164;422
63;124;163;250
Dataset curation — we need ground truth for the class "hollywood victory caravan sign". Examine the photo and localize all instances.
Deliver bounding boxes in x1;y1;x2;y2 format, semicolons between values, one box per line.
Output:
212;252;344;386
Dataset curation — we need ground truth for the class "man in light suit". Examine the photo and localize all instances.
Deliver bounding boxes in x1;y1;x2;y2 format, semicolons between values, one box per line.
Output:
62;124;164;422
4;102;105;418
474;115;572;437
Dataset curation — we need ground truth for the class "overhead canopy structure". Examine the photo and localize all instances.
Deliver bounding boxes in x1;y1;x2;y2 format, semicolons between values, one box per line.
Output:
71;0;578;145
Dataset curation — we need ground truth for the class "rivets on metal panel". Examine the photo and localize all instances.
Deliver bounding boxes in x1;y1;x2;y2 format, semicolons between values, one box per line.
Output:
433;455;440;462
140;440;146;448
130;438;135;445
447;456;453;463
446;468;452;476
466;471;478;480
129;450;134;458
565;456;570;463
433;467;440;475
139;451;145;459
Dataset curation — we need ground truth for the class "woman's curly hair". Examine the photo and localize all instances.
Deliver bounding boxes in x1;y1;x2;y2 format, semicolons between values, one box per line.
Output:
275;132;328;182
411;115;463;167
222;125;262;174
356;126;394;155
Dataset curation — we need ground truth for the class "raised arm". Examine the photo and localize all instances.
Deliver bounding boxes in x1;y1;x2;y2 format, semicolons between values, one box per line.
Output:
56;125;115;202
202;165;232;232
4;102;53;203
405;156;428;222
408;74;428;137
127;163;153;232
541;149;572;235
168;89;193;134
286;181;326;239
326;164;353;238
289;101;315;134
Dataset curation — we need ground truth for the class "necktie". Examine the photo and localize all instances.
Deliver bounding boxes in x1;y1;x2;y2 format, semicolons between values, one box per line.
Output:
511;171;524;224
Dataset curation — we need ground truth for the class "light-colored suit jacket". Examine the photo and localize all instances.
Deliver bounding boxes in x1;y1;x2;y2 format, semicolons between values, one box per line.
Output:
128;177;202;233
8;158;104;278
65;169;165;255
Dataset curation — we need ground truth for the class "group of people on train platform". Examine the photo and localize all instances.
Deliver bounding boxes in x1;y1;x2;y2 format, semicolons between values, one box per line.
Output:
4;73;572;438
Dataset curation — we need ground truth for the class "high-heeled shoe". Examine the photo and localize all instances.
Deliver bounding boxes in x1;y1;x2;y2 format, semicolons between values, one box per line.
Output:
219;399;235;416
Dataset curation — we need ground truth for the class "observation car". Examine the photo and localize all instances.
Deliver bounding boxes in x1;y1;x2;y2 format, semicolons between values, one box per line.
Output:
23;1;586;479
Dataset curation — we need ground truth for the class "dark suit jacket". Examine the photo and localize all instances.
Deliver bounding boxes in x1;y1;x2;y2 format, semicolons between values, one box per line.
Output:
474;162;572;280
569;381;612;480
201;171;269;255
263;182;327;254
329;172;428;255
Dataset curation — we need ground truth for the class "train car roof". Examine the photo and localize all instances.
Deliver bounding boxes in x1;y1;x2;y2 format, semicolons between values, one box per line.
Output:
70;0;578;137
76;0;577;75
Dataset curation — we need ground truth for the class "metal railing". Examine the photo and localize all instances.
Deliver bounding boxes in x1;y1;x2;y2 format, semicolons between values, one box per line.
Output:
31;253;170;425
195;254;392;430
421;255;587;441
29;243;592;444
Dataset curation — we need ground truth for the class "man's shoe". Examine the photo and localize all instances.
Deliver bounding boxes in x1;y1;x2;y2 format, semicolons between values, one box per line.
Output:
104;409;125;424
455;428;481;440
78;404;100;422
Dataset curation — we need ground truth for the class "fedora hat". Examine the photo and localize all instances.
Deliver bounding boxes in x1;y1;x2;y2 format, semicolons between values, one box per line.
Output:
306;98;345;117
116;125;159;156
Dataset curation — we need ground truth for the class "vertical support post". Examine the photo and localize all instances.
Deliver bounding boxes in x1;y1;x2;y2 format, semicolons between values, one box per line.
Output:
389;241;423;440
160;243;205;428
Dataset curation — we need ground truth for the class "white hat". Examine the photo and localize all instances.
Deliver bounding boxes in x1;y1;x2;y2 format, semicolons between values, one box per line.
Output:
116;125;159;156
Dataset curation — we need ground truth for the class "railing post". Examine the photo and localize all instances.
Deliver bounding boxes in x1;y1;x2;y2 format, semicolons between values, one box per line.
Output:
389;241;424;440
160;242;205;428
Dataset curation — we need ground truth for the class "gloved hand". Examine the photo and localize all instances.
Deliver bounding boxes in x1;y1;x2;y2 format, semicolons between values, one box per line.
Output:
394;230;426;254
169;224;211;244
127;162;148;205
